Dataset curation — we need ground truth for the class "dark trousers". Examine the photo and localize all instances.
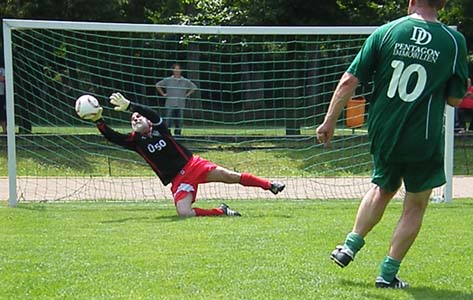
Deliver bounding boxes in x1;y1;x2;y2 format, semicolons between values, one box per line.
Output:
0;94;6;122
165;107;183;135
458;108;473;131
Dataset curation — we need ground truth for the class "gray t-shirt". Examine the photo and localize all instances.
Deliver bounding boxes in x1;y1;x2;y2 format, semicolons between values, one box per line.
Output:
0;68;5;95
156;76;197;108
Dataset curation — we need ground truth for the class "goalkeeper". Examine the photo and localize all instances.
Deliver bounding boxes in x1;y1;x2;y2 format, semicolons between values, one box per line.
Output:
88;92;285;217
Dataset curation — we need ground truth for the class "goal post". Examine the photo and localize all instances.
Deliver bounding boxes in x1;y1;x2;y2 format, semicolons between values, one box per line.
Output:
2;19;455;205
444;105;455;203
4;20;18;207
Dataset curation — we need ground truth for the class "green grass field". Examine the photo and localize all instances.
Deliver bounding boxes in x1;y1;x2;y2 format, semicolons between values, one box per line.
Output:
1;200;473;300
28;126;367;136
1;144;472;177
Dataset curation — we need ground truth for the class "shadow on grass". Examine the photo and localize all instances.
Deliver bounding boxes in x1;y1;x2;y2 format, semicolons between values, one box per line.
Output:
101;215;181;223
340;278;473;300
99;213;288;223
407;286;473;300
249;213;294;218
16;204;47;211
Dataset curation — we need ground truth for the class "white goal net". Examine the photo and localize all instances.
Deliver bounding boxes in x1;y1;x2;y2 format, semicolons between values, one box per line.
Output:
2;20;454;204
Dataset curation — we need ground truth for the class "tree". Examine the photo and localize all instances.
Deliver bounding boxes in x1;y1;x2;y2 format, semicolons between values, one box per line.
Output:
440;0;473;61
336;1;407;25
1;0;121;21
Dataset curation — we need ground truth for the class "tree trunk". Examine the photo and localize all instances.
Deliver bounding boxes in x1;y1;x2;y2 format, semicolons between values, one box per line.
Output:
284;37;300;135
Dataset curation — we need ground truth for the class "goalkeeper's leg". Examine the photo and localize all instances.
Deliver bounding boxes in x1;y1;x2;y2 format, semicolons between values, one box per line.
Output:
205;166;285;194
175;193;225;217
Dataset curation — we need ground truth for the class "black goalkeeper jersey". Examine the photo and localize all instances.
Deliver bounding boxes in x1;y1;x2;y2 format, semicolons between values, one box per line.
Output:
96;102;193;185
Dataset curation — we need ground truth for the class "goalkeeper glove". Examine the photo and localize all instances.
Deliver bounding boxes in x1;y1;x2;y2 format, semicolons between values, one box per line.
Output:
109;92;131;112
83;107;103;122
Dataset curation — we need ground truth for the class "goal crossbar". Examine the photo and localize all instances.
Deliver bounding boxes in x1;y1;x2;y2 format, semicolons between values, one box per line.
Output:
3;19;378;35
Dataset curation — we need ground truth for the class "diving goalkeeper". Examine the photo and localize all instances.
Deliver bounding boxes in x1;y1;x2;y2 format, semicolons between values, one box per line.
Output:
88;92;285;217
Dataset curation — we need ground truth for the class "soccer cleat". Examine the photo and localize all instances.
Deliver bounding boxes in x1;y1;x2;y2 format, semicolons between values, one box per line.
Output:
330;245;354;268
375;275;409;289
219;203;241;217
270;182;285;195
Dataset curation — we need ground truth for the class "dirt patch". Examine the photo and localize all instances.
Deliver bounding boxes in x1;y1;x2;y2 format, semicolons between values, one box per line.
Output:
1;176;471;202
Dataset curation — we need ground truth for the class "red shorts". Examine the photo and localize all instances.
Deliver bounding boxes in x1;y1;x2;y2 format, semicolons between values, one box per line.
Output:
170;155;218;204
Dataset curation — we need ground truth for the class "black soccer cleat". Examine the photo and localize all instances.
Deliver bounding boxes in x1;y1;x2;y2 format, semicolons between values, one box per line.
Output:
219;203;241;217
375;275;409;289
270;182;285;195
330;245;354;268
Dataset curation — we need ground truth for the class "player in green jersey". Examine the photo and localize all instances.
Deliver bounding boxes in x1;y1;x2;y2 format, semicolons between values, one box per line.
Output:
316;0;468;289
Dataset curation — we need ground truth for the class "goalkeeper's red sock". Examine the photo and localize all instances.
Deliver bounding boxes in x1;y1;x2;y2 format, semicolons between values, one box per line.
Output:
193;207;225;217
239;173;271;190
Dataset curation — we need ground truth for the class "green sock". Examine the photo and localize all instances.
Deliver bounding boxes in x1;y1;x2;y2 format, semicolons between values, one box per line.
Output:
379;256;401;282
343;232;365;255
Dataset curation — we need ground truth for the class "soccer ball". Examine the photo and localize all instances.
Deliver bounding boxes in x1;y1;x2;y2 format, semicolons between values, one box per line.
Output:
75;95;101;119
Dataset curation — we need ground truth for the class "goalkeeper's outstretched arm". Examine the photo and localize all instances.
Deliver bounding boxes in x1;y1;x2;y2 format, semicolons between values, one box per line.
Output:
110;92;162;123
109;92;170;137
129;102;161;124
95;118;136;150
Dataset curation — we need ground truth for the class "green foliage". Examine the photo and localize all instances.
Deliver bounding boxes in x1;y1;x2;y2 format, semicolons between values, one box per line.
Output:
1;200;473;299
233;0;343;25
167;0;247;25
1;0;472;55
336;1;408;25
440;0;473;54
1;0;122;21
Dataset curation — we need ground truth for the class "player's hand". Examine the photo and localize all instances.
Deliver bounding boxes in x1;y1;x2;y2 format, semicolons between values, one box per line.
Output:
83;107;103;122
316;122;335;146
109;92;131;111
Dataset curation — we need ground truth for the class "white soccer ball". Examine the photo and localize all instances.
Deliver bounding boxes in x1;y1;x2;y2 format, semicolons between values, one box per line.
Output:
75;95;101;119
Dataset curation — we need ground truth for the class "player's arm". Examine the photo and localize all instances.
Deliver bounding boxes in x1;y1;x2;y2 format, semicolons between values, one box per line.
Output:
317;27;380;146
316;72;359;145
109;92;169;134
446;79;470;107
448;78;472;107
129;102;172;136
447;97;462;107
446;33;469;107
95;119;136;150
110;92;161;122
129;102;162;124
156;80;167;97
91;108;135;149
185;80;197;97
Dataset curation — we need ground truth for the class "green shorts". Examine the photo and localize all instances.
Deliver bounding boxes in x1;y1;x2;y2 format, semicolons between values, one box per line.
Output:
371;156;446;193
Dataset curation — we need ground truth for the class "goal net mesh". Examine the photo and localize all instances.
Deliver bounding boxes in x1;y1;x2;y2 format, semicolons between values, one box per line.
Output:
3;22;446;201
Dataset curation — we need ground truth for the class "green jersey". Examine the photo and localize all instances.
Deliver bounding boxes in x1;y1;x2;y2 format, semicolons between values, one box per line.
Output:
347;16;468;162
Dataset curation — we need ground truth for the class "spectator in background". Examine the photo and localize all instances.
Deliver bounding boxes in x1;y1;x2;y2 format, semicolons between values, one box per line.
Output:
156;63;197;136
0;65;6;134
458;78;473;133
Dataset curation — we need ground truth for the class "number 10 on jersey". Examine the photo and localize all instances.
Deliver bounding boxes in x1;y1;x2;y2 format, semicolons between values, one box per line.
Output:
388;60;427;103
